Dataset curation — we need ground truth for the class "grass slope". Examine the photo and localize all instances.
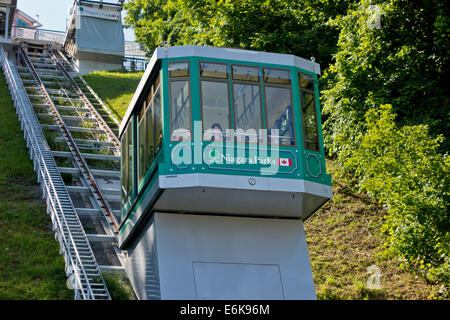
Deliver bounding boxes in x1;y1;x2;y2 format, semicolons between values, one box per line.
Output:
305;160;442;299
83;71;442;300
81;70;144;121
0;76;73;299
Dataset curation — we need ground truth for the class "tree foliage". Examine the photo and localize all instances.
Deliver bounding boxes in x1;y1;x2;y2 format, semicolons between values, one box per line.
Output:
124;0;450;286
124;0;354;68
322;0;450;155
321;0;449;284
344;105;449;284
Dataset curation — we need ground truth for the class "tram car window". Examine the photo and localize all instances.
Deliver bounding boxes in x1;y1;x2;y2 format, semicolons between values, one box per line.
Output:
118;46;332;249
299;72;319;152
169;61;191;141
263;68;295;146
232;65;263;144
200;62;231;142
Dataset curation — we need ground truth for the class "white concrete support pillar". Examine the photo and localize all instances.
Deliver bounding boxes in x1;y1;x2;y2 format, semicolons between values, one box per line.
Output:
125;213;317;300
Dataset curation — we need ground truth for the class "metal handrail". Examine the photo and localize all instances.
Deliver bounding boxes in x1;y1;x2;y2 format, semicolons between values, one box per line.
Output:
1;45;109;300
0;46;93;299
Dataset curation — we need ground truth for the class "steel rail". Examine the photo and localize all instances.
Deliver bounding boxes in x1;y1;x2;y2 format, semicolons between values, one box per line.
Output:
77;74;121;127
1;45;109;299
19;45;120;233
48;46;120;152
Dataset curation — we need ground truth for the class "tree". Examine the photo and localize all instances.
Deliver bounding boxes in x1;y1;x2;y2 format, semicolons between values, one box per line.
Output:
322;0;449;284
344;105;449;284
321;0;450;156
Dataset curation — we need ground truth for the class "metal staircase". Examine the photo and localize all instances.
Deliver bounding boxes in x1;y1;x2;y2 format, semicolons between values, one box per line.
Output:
0;42;125;299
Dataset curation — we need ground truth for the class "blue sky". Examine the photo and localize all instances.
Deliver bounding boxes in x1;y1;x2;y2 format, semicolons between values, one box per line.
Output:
17;0;135;41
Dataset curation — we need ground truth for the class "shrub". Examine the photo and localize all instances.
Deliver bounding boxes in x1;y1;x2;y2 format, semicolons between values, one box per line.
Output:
342;105;449;284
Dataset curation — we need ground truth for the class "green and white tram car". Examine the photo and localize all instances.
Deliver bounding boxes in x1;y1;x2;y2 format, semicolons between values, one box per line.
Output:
118;45;332;248
118;46;332;299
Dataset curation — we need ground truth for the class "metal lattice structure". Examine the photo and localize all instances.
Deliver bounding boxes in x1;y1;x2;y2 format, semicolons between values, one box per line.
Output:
1;42;124;299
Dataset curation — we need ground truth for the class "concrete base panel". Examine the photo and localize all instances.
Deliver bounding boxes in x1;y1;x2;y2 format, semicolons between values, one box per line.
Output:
124;212;316;300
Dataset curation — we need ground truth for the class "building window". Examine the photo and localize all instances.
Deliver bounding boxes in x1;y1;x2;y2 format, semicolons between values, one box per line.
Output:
200;62;230;141
299;72;319;152
263;68;295;146
169;61;191;141
232;65;263;143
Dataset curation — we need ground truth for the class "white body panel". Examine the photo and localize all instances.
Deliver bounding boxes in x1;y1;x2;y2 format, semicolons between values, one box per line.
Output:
118;174;332;247
125;212;316;300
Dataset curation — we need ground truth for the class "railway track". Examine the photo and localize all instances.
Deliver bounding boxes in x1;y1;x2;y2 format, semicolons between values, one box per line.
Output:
2;41;125;299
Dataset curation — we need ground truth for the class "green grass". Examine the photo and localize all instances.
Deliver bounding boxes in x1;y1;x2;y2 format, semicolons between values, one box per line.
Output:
81;70;144;121
103;273;137;300
0;76;73;299
305;160;444;300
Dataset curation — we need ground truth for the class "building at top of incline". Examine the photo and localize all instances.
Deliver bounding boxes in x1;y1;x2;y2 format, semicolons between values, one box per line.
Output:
64;0;125;75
